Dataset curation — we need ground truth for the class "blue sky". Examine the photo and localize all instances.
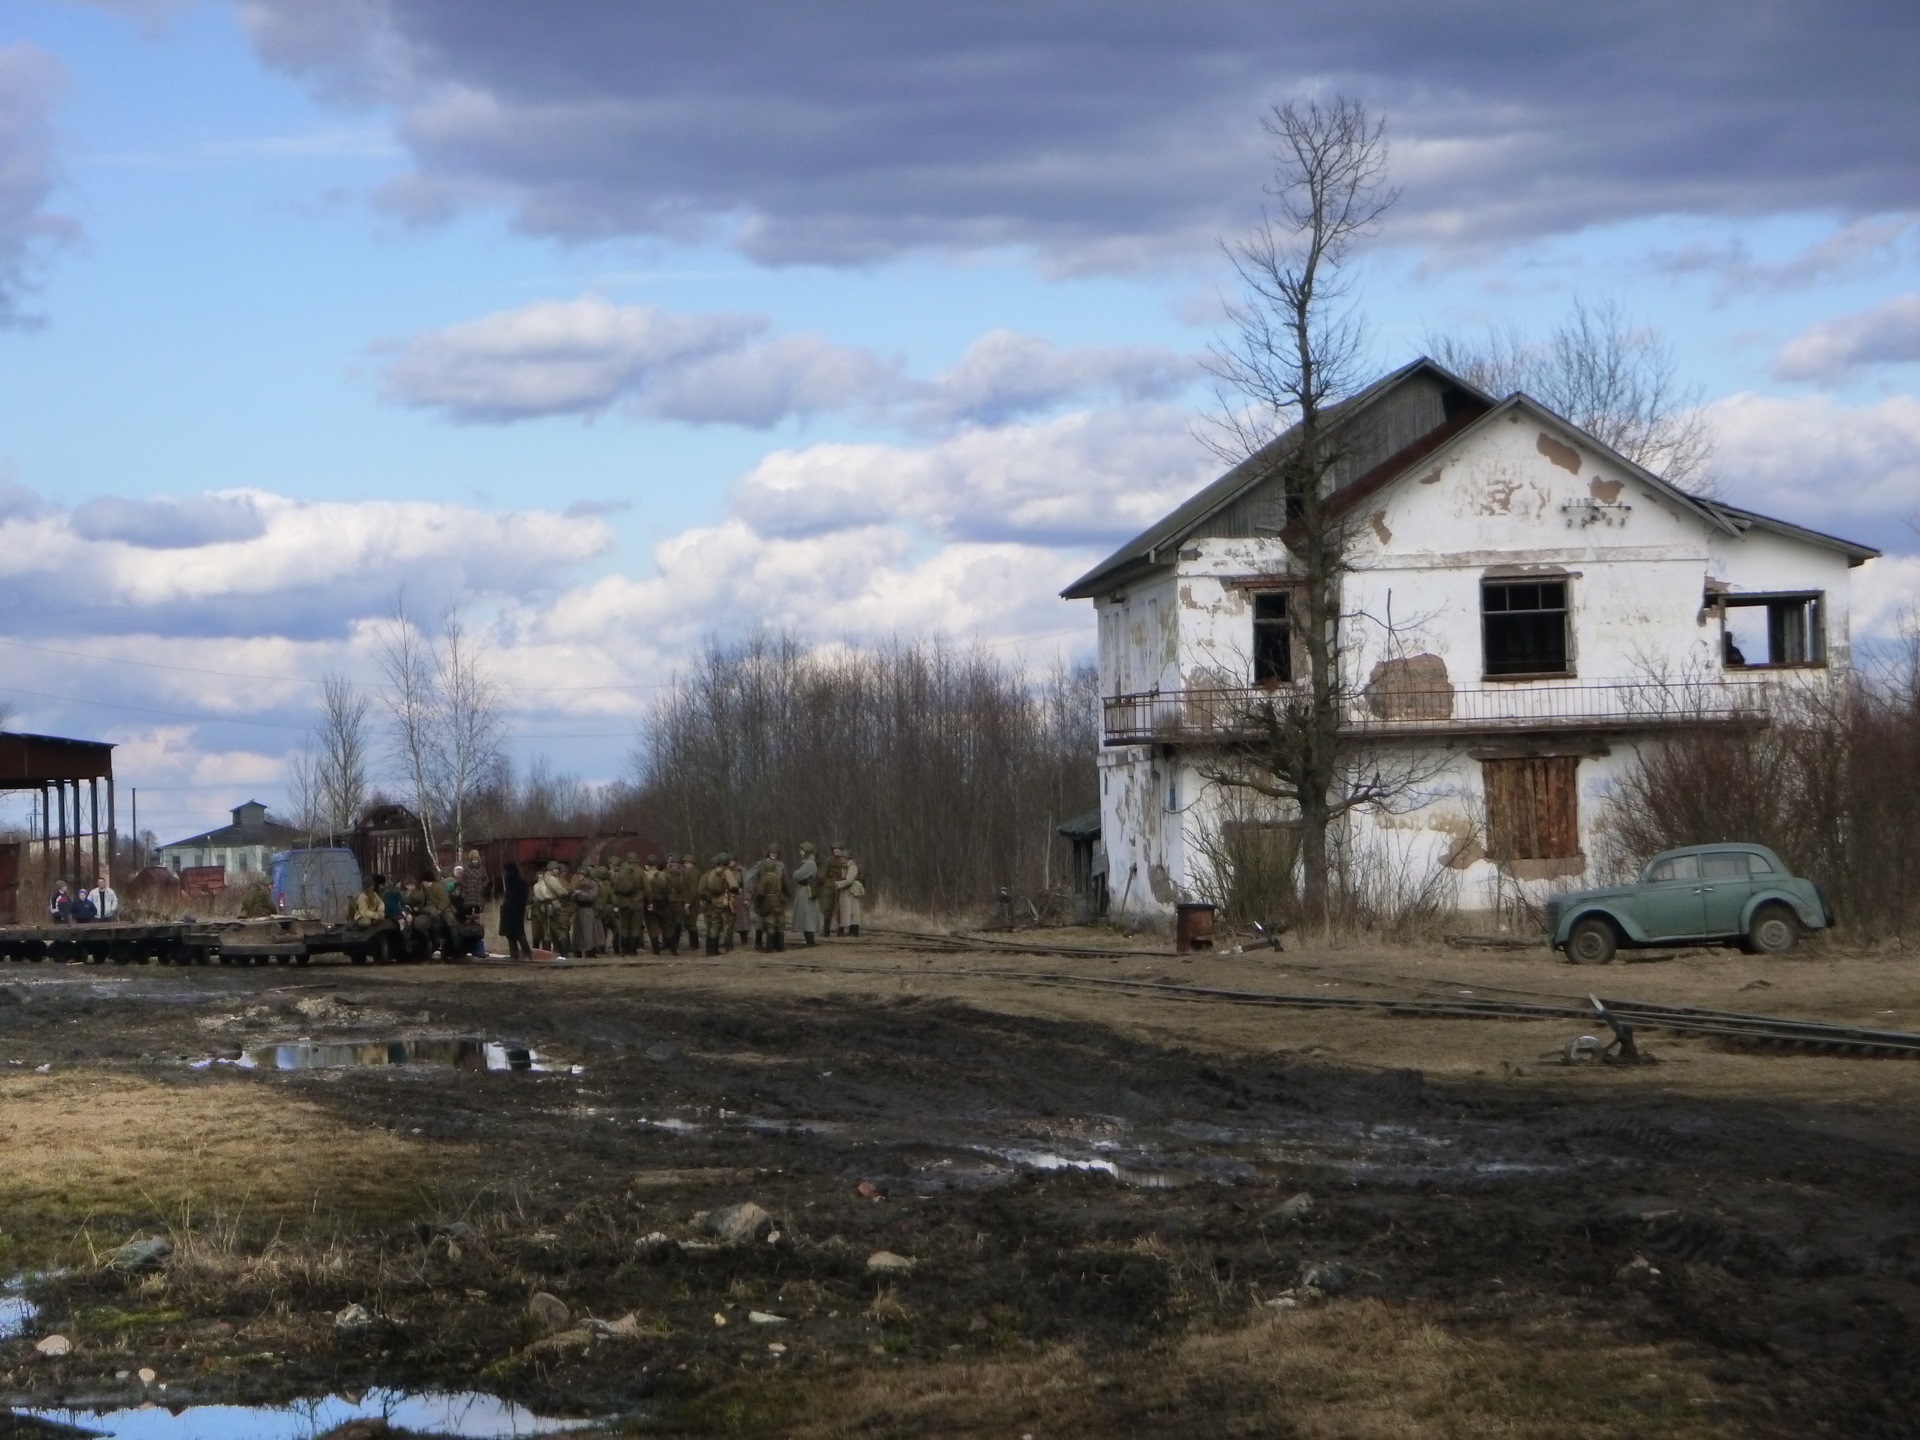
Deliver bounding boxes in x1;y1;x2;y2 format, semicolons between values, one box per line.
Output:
0;0;1915;842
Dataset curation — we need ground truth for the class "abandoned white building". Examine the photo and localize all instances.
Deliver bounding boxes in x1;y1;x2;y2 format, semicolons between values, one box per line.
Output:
156;799;304;883
1062;358;1881;922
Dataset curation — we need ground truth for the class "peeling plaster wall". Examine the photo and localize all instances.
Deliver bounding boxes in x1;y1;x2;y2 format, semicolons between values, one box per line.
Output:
1092;407;1871;921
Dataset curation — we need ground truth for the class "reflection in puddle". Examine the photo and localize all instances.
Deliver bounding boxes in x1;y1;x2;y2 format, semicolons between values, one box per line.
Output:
0;1293;34;1340
237;1039;576;1073
18;1388;604;1439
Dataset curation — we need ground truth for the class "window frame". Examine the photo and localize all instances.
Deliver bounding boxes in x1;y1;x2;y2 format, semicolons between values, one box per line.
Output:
1715;591;1826;670
1250;589;1295;686
1480;575;1574;680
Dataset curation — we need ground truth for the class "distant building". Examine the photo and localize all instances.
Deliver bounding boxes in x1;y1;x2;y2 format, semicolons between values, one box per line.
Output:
155;800;305;883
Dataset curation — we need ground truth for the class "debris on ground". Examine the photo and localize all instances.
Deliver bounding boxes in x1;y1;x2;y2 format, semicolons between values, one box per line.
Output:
528;1292;571;1333
866;1250;916;1274
333;1303;375;1334
1270;1192;1315;1223
105;1235;172;1274
1299;1262;1350;1295
703;1201;774;1243
747;1310;788;1325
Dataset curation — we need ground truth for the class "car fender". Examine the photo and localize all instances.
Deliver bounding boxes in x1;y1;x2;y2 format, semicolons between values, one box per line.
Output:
1742;888;1824;933
1556;904;1650;947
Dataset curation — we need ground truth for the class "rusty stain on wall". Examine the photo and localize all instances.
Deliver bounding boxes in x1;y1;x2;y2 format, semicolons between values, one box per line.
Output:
1588;476;1624;504
1536;433;1581;473
1478;475;1522;515
1148;863;1174;902
1370;511;1393;545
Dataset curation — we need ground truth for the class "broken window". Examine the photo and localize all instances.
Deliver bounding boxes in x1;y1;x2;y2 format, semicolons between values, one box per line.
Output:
1252;591;1293;685
1718;593;1823;669
1482;579;1570;676
1482;756;1581;861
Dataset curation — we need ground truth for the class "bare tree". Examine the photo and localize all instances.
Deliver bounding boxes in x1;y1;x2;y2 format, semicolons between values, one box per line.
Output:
374;600;508;862
377;600;445;860
1428;297;1716;492
1193;98;1416;926
436;609;507;858
305;674;371;835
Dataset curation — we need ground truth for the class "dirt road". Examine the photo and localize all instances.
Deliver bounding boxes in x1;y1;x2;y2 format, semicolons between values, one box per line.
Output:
2;933;1917;1437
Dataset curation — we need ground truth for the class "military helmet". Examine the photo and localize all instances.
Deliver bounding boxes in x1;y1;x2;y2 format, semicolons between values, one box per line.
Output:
799;840;816;854
712;852;730;866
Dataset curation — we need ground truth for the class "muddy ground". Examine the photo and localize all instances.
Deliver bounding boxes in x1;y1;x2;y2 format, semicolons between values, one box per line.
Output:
2;931;1918;1438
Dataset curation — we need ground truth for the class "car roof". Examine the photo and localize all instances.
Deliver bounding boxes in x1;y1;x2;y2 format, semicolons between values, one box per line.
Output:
1650;843;1785;863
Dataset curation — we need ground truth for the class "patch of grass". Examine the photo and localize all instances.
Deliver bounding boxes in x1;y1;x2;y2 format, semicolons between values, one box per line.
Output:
640;1298;1747;1438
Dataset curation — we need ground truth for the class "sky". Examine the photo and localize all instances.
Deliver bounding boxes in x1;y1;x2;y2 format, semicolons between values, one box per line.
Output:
0;0;1915;844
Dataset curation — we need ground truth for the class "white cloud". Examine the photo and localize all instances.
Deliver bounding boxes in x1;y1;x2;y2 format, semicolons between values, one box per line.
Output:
0;43;77;327
733;405;1208;547
1772;294;1920;380
1706;392;1920;526
1853;552;1920;645
381;298;1191;430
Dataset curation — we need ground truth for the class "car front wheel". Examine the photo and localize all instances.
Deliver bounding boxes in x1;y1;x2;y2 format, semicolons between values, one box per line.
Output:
1746;904;1799;955
1566;917;1617;965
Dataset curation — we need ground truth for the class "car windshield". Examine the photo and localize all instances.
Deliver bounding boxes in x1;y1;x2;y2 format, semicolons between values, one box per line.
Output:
1645;854;1699;882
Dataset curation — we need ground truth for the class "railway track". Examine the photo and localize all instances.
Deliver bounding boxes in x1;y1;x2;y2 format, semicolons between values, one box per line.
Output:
810;928;1920;1059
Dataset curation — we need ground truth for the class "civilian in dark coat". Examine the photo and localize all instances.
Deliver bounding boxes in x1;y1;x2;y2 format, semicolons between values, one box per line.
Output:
499;861;531;960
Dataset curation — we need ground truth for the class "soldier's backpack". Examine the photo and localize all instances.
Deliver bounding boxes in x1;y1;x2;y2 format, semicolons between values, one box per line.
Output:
756;865;785;902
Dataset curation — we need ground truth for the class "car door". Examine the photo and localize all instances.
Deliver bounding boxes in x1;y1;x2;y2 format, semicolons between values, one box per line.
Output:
1635;854;1706;939
1698;852;1755;936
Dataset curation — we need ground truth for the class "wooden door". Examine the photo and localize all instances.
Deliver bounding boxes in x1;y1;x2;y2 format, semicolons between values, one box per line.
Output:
1482;757;1580;860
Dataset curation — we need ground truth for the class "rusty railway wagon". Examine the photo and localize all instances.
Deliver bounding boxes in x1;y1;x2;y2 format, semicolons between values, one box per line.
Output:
0;916;418;967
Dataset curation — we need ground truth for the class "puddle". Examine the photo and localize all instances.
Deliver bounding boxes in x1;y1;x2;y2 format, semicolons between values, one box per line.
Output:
0;1293;34;1340
15;1388;604;1439
234;1039;578;1073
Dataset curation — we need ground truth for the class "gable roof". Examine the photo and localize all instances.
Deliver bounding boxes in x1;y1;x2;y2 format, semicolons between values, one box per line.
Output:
1061;358;1493;599
1065;361;1881;599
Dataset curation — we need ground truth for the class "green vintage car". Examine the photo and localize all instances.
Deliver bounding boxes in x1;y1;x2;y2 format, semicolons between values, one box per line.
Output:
1546;843;1832;965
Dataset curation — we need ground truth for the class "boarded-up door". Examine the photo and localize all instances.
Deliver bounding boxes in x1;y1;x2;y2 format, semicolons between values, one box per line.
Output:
1482;757;1580;860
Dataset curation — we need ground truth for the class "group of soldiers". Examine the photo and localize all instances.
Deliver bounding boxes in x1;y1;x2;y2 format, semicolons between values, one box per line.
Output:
527;842;865;958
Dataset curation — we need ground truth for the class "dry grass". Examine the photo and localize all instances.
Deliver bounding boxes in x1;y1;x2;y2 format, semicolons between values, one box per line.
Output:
658;1299;1742;1438
0;1072;440;1264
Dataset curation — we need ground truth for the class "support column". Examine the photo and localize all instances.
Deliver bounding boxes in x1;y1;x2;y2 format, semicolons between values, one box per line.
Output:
90;778;101;888
107;778;117;885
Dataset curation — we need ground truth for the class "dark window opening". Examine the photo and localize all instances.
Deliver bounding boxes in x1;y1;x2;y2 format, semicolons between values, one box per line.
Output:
1482;579;1569;676
1252;591;1293;685
1720;593;1823;669
1483;756;1580;860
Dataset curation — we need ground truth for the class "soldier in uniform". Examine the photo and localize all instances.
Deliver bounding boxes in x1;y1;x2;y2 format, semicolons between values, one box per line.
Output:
791;842;822;947
828;843;863;936
665;854;699;953
406;869;455;958
752;843;793;951
591;863;618;949
726;853;751;950
571;865;607;957
696;853;734;957
641;855;668;953
610;852;646;957
531;861;570;951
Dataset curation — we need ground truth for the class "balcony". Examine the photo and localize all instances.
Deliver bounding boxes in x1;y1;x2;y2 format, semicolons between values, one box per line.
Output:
1101;674;1805;747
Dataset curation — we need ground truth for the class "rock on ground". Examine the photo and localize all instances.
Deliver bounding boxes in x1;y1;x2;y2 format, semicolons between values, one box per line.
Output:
703;1201;774;1244
529;1291;571;1333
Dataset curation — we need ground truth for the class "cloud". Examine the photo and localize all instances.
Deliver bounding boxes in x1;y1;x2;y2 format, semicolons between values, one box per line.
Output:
70;494;268;549
383;299;1191;430
0;485;614;640
1706;391;1920;534
379;295;761;421
1772;294;1920;380
734;405;1208;546
1649;216;1917;301
0;43;77;327
237;1;1920;269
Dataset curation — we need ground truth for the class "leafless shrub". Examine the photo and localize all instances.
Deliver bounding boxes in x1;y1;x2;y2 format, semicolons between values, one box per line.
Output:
1605;641;1920;940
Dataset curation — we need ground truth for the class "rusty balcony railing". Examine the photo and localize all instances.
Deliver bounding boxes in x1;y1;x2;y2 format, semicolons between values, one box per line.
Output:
1101;674;1808;747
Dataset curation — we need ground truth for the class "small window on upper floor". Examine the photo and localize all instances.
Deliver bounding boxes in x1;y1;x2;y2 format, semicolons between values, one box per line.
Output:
1720;593;1824;669
1482;578;1570;677
1252;591;1293;685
